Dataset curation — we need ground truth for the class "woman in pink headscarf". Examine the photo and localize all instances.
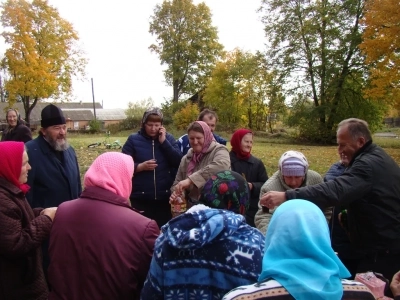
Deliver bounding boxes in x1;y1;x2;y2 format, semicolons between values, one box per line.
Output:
0;141;56;300
170;121;231;206
48;152;159;300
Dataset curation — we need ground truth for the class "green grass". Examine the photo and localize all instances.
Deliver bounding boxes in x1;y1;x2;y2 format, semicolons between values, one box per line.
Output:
66;129;400;183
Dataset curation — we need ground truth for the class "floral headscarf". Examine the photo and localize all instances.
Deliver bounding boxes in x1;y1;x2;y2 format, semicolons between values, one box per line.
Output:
187;121;215;175
141;107;163;126
199;170;249;215
230;128;252;160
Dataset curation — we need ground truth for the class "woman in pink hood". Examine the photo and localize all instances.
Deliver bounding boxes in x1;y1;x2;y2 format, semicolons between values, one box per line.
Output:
48;152;159;300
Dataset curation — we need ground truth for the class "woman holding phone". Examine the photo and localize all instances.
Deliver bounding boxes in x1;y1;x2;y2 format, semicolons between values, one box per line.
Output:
122;107;182;227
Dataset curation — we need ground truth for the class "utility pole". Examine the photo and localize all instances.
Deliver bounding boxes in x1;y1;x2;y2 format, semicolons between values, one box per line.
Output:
91;78;97;121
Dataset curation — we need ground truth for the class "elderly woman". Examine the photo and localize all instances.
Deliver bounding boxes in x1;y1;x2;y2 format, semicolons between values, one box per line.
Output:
1;108;32;142
48;152;159;300
122;107;182;227
142;170;265;300
254;150;330;234
230;128;268;227
223;200;376;300
0;141;56;299
170;121;231;206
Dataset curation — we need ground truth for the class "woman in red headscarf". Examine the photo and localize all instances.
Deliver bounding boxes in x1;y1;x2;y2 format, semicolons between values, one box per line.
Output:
0;141;56;300
170;121;231;207
230;129;268;227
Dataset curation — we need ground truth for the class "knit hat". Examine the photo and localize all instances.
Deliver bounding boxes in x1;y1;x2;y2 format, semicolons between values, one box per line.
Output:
141;107;163;125
84;152;134;204
41;104;66;128
0;141;30;194
199;170;249;215
279;150;309;177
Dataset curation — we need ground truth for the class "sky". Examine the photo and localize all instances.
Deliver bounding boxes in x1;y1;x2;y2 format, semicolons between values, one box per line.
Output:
1;0;266;109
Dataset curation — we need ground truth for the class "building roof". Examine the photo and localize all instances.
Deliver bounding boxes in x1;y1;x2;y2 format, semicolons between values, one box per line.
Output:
0;102;103;124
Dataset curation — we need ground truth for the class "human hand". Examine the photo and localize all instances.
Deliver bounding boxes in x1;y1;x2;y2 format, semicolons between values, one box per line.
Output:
174;178;192;195
248;182;253;190
138;159;158;172
41;207;57;221
169;191;184;204
259;191;286;209
390;270;400;297
158;126;166;144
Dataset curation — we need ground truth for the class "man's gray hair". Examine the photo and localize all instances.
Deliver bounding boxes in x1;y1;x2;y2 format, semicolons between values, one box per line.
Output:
337;118;372;142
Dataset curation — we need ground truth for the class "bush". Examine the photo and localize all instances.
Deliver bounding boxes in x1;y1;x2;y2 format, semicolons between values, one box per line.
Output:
88;120;101;133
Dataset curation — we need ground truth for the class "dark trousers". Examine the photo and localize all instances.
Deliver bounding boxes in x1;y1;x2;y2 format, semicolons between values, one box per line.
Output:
131;198;171;229
357;251;400;297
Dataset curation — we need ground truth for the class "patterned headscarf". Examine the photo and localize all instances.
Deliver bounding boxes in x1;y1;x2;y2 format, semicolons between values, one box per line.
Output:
186;121;215;175
0;141;30;194
141;107;163;126
230;128;252;160
259;200;350;300
199;170;249;215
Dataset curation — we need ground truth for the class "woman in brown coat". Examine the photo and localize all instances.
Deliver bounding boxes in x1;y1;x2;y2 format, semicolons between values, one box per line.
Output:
0;141;56;300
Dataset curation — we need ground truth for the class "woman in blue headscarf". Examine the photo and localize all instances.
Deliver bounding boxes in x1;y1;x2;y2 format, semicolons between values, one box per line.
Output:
223;200;375;300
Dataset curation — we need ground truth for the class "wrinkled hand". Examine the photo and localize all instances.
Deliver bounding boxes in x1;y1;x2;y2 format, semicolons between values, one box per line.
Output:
173;178;192;196
391;270;400;297
138;159;158;172
169;191;183;204
259;191;286;209
158;126;166;144
41;207;57;221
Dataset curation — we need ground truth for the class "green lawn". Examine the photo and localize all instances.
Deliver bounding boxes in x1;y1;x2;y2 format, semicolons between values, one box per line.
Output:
67;130;400;182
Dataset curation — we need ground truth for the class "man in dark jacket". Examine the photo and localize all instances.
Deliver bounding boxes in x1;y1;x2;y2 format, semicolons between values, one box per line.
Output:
262;118;400;296
26;104;82;281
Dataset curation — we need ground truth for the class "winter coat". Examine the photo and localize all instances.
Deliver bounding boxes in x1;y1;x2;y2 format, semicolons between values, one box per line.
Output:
172;141;231;202
25;135;82;208
1;122;32;143
230;151;268;227
122;129;182;202
254;169;329;235
286;141;400;253
0;177;52;300
48;186;159;300
141;207;265;300
177;132;227;155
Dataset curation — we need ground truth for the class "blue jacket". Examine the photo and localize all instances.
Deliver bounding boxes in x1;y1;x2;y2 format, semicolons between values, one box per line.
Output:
122;129;182;202
141;207;265;299
26;135;82;208
177;133;227;155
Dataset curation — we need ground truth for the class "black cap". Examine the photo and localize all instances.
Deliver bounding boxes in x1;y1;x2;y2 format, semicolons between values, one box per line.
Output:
41;104;66;128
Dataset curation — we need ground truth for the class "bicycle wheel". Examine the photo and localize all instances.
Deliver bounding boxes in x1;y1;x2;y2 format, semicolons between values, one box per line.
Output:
87;143;99;148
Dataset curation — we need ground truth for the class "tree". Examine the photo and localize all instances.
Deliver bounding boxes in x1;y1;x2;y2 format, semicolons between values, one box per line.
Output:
260;0;384;142
149;0;223;102
203;49;284;130
172;101;199;129
1;0;86;125
359;0;400;109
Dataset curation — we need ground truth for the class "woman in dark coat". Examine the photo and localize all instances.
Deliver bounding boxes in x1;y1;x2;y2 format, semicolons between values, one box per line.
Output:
1;108;32;143
230;129;268;227
0;141;56;300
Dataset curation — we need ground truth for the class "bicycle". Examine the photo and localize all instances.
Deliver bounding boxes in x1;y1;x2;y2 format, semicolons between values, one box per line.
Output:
87;131;122;149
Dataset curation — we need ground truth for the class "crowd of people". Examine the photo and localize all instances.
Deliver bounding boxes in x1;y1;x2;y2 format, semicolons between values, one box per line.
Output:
1;105;400;300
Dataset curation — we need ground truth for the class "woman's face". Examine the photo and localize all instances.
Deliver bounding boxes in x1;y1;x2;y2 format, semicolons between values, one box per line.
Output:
240;133;253;153
6;110;18;128
144;121;161;138
188;130;205;153
19;151;31;184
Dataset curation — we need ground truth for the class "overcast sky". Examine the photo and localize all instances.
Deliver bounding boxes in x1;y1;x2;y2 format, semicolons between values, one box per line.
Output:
1;0;266;109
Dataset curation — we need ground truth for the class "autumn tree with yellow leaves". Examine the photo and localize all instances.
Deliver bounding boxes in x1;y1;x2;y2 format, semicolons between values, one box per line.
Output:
1;0;86;125
360;0;400;110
